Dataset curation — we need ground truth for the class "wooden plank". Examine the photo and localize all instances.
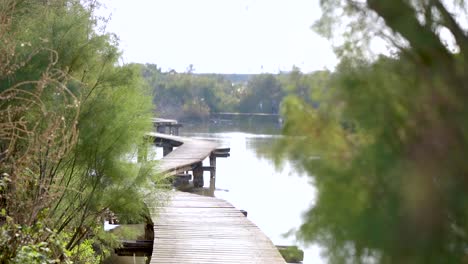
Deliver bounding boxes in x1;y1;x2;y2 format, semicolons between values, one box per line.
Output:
146;132;280;263
147;132;221;176
149;192;285;264
146;132;232;176
211;152;230;158
152;118;180;125
214;147;230;153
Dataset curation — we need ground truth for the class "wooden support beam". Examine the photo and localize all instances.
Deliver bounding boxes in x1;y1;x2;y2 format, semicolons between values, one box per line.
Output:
215;147;230;153
209;156;216;178
192;163;204;188
201;166;216;172
211;152;230;158
211;147;231;158
115;240;153;256
209;154;217;194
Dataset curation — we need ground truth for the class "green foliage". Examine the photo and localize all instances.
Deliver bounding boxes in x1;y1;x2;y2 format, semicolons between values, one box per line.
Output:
68;239;99;264
144;65;240;120
0;209;71;264
110;224;145;240
277;245;304;263
238;74;283;113
144;65;328;120
276;1;468;261
0;0;160;262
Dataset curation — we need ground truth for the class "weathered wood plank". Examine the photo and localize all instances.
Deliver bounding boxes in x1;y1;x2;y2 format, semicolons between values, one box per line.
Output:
146;132;281;263
147;132;220;176
149;192;285;264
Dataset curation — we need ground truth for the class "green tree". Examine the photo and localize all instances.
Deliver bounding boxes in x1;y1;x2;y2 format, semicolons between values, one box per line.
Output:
0;1;159;262
276;1;468;263
144;64;238;121
239;74;283;113
279;66;330;107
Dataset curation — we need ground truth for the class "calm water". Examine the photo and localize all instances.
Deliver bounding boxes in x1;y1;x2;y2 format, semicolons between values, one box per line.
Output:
179;121;325;264
110;121;325;263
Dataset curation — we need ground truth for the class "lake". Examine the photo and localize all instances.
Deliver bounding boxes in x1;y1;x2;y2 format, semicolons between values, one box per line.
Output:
108;120;325;264
178;121;325;264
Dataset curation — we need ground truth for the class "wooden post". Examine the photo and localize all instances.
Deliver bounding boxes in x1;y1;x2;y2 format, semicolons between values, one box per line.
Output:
209;154;216;192
209;154;216;179
193;163;204;188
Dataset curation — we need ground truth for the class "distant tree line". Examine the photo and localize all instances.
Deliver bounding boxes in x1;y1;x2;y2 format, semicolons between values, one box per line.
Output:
141;64;330;121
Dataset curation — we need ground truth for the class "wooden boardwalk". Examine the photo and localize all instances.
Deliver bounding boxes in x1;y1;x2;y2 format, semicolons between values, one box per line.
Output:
146;130;285;263
151;118;179;125
146;132;220;175
149;191;286;264
152;118;182;135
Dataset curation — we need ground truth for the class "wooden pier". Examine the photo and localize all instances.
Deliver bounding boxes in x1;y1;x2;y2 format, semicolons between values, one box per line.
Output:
147;132;219;174
149;191;286;264
143;123;286;263
152;118;183;135
146;132;229;188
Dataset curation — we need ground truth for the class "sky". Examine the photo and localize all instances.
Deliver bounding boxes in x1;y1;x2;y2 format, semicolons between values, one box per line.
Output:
96;0;338;74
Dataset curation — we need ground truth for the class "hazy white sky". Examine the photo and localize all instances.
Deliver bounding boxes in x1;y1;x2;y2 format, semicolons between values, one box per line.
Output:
97;0;337;73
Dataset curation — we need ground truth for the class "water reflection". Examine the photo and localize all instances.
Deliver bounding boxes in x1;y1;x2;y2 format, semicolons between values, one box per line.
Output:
180;122;325;264
110;121;324;263
103;224;148;264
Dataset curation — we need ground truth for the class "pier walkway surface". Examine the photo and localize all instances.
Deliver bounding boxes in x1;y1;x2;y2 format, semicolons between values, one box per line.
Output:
146;132;220;175
145;131;285;263
149;191;286;264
